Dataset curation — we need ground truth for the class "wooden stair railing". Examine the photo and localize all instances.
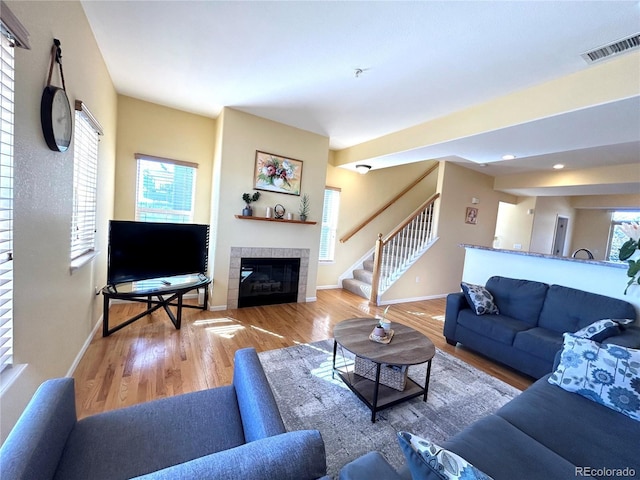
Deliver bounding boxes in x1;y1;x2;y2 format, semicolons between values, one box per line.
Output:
370;192;440;305
340;163;438;243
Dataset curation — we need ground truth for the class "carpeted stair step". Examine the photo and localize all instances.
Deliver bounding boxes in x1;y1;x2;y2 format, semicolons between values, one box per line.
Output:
353;268;373;284
342;278;372;300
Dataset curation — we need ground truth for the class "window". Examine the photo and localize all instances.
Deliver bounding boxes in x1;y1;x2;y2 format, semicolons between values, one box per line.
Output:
607;210;640;262
135;154;197;223
0;1;29;374
70;101;102;266
319;187;340;262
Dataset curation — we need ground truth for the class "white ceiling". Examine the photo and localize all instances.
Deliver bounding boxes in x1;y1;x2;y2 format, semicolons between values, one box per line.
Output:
81;1;640;188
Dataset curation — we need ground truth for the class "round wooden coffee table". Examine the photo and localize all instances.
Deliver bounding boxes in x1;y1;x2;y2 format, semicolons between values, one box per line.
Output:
332;317;436;422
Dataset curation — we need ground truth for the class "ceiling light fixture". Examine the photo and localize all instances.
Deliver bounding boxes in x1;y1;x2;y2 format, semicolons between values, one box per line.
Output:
553;164;565;170
501;154;516;160
355;164;371;174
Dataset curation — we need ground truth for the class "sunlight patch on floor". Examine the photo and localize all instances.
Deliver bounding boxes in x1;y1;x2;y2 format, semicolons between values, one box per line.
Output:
205;324;246;338
250;325;284;339
431;314;445;322
311;357;350;390
193;317;237;326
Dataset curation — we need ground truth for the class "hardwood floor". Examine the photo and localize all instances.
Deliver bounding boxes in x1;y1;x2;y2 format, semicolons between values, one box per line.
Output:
73;289;533;419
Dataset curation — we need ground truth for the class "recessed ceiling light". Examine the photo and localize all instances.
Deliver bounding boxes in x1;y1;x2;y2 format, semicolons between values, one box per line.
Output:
501;154;516;160
553;164;565;170
478;163;488;167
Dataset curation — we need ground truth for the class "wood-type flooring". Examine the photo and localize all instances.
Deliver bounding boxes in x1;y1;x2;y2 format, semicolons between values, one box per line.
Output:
73;289;533;419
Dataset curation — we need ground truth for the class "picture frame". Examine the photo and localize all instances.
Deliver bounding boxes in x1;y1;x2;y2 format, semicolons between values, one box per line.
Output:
254;150;303;196
465;207;478;224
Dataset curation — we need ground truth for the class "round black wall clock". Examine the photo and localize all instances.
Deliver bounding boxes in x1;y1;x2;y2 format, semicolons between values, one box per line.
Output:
41;85;72;152
41;39;72;152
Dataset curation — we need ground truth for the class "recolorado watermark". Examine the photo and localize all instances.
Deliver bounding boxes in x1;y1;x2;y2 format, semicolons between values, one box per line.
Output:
576;466;636;477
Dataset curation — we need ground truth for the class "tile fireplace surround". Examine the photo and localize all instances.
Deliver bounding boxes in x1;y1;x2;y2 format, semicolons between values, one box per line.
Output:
227;247;309;309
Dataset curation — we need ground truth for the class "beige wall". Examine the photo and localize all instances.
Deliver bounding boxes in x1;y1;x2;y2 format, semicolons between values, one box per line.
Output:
494;197;536;251
529;196;575;255
210;108;329;308
114;96;216;224
570;209;612;261
381;162;516;302
318;160;438;287
2;1;117;441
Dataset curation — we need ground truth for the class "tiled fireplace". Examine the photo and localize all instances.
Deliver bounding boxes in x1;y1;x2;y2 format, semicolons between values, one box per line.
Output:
227;247;309;309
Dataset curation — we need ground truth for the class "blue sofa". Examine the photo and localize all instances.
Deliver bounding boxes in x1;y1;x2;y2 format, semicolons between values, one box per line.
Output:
443;276;639;379
0;348;328;480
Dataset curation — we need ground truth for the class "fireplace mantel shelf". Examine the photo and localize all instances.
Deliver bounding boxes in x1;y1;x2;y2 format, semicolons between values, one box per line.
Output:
234;215;317;225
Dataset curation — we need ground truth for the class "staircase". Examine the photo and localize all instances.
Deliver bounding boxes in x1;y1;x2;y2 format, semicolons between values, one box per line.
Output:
341;193;440;304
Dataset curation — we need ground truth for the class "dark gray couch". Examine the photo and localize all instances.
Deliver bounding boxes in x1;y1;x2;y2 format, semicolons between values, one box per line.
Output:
339;371;640;480
0;348;329;480
443;276;639;379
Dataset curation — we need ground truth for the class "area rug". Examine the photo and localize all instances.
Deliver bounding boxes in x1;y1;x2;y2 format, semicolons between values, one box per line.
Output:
258;339;521;479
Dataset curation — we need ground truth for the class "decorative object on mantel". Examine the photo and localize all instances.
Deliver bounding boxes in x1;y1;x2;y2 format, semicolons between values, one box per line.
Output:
274;204;285;219
241;191;260;216
298;193;310;222
619;222;640;294
465;207;478;225
41;38;72;152
254;150;303;196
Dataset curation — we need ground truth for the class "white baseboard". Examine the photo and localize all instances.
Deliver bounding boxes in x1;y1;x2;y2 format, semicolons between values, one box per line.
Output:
67;314;103;377
316;284;340;290
209;304;228;311
305;296;317;302
378;293;447;305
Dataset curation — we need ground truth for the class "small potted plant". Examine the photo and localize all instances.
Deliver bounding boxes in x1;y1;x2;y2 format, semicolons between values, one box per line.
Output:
242;192;261;216
298;193;310;222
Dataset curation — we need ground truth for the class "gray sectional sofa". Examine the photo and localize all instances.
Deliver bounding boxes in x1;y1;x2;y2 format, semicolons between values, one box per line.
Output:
0;348;328;480
443;276;640;379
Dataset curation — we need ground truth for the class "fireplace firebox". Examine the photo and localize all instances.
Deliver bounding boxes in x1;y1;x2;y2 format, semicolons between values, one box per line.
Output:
238;257;300;308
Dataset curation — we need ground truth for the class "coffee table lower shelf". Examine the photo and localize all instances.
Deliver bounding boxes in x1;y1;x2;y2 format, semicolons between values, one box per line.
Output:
333;364;430;423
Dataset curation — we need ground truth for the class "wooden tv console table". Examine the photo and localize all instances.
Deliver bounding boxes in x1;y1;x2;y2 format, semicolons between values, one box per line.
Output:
102;273;212;337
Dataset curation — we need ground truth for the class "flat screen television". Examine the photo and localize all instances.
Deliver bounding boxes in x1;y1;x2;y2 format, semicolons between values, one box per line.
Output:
107;220;209;285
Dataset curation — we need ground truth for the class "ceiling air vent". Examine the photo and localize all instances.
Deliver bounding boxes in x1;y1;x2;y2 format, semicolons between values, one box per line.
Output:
581;33;640;64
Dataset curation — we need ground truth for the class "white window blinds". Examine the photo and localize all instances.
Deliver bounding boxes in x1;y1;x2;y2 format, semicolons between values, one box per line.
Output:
319;187;340;262
70;102;102;263
135;154;197;223
0;32;14;373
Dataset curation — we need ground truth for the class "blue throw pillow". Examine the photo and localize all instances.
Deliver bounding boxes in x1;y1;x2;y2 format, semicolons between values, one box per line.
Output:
460;283;499;316
549;333;640;422
397;431;493;480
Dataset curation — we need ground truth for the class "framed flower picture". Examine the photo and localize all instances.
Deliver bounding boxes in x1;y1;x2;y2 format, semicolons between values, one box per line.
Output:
254;151;303;196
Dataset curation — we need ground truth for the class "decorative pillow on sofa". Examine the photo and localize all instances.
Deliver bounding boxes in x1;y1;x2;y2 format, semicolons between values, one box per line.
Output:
573;319;621;342
548;333;640;422
397;431;493;480
460;282;499;316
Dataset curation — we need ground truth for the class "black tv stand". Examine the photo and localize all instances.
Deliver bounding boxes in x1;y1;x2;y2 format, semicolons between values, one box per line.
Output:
102;273;212;337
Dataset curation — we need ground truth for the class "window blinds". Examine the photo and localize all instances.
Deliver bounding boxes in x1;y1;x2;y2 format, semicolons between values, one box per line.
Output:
319;187;340;262
135;154;197;223
70;108;100;261
0;33;14;373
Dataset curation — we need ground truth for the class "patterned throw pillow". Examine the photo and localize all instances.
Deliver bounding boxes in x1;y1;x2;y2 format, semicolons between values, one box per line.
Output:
548;333;640;422
573;319;621;342
461;282;499;316
397;431;493;480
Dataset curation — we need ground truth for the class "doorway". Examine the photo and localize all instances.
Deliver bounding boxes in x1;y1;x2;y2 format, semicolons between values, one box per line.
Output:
552;216;569;256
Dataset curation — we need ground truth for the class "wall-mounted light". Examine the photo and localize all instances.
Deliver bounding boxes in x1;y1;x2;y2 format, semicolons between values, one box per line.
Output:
527;208;535;215
471;197;480;204
553;164;565;170
355;164;371;175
